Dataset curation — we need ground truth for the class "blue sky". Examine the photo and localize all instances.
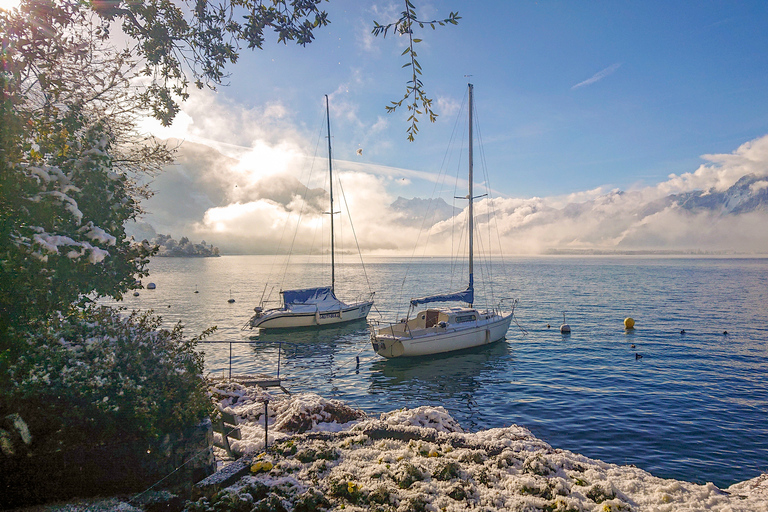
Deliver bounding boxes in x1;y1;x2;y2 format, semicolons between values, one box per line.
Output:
170;0;768;199
136;0;768;254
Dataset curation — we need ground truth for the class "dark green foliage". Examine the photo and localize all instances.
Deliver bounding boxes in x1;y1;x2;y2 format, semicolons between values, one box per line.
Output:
521;484;554;500
396;462;425;489
372;1;461;141
404;495;428;512
88;0;330;126
585;484;616;504
458;449;488;464
433;460;462;481
328;474;362;503
292;488;331;512
523;453;556;477
543;500;582;512
366;485;391;505
447;484;468;501
476;467;491;485
252;493;288;512
496;449;523;469
273;438;298;456
295;444;340;463
2;306;211;451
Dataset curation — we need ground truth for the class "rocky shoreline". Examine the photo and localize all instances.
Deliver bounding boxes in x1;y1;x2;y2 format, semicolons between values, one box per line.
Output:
17;383;768;511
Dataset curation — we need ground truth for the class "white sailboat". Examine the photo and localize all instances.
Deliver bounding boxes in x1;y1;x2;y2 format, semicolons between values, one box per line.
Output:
370;83;514;358
248;96;374;330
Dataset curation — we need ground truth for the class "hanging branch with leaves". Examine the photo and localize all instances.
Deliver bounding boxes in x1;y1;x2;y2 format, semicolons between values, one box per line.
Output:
372;1;460;141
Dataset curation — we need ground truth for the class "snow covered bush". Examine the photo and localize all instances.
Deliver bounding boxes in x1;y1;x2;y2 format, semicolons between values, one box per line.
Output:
2;305;211;452
0;4;171;360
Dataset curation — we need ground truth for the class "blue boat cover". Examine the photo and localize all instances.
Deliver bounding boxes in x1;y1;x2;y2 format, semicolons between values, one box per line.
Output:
410;286;474;307
282;286;339;305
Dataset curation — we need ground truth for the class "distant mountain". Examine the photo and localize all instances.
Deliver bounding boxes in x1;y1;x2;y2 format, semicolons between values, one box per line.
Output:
671;174;768;214
390;196;462;227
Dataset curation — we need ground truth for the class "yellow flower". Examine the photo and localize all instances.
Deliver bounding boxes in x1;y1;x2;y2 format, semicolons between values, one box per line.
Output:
250;461;273;473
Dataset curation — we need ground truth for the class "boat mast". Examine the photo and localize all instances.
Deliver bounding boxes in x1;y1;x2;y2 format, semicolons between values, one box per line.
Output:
325;94;335;293
467;83;474;301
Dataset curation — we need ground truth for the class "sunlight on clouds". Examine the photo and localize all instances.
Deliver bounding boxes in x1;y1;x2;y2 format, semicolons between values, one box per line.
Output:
232;140;307;184
138;111;194;140
137;87;768;257
0;0;20;11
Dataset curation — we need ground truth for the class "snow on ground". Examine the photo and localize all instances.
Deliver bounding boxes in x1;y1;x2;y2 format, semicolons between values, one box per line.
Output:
202;383;768;512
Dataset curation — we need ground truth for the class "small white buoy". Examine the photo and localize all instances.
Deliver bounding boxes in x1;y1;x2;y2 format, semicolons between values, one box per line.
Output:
147;282;156;290
560;312;570;334
624;317;635;330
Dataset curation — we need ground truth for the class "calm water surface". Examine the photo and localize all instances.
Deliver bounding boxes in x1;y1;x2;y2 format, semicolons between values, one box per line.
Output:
111;255;768;488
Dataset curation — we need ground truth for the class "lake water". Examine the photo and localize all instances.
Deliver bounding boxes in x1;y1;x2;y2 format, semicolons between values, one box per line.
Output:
110;255;768;488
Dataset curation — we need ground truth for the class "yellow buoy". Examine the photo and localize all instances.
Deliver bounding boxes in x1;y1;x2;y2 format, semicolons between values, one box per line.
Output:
624;317;635;330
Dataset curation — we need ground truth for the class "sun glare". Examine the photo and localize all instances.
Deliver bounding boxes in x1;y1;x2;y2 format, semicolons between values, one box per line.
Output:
0;0;20;12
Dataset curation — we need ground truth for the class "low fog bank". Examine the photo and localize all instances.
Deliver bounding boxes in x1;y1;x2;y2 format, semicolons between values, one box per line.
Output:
130;132;768;256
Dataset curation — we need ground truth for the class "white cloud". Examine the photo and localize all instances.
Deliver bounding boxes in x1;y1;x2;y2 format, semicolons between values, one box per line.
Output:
657;135;768;195
572;63;622;89
436;95;461;119
136;90;768;256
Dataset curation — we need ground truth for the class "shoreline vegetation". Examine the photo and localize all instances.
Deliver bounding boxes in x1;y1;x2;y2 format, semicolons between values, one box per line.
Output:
152;234;221;258
28;384;768;511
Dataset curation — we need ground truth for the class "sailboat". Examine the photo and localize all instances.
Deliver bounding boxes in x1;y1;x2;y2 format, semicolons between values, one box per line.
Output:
247;96;374;330
370;83;514;358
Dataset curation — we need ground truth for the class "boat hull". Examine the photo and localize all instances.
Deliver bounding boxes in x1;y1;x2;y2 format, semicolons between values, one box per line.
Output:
371;311;513;358
251;300;373;330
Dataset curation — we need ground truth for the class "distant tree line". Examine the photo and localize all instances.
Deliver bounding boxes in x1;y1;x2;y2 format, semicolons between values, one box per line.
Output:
153;234;220;257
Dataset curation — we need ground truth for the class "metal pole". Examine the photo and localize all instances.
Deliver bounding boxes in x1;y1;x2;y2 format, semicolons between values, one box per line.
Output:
325;95;335;293
277;342;281;378
229;342;232;380
468;82;474;303
264;400;269;448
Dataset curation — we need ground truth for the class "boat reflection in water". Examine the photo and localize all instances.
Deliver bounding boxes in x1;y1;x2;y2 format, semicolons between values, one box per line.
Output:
246;318;370;382
367;340;513;430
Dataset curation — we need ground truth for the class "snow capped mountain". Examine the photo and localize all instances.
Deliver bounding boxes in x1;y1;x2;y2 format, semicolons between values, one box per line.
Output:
389;196;462;227
672;174;768;215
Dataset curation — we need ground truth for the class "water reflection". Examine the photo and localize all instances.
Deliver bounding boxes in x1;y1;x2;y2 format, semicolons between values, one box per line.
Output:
367;341;514;430
244;319;371;384
247;318;369;346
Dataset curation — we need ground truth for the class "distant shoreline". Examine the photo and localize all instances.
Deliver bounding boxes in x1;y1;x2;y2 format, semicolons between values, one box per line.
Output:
153;253;220;258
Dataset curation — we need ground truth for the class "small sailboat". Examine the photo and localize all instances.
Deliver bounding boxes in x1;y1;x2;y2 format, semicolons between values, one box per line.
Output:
247;96;374;330
370;83;514;358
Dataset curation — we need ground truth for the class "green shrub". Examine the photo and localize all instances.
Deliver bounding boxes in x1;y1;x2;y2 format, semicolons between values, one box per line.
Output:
1;305;211;453
434;460;462;481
